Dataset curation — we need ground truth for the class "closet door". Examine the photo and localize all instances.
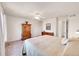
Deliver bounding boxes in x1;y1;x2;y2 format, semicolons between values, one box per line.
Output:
58;17;68;39
61;19;69;39
58;19;63;37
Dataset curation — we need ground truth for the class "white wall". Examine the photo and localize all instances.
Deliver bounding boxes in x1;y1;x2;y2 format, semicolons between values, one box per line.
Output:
42;17;67;37
42;15;79;39
6;15;42;42
68;16;79;38
42;18;56;36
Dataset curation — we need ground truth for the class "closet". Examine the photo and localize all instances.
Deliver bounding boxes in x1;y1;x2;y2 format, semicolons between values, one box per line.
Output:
21;21;31;40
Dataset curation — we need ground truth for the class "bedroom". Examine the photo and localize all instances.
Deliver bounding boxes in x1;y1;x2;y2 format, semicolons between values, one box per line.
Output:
0;2;79;56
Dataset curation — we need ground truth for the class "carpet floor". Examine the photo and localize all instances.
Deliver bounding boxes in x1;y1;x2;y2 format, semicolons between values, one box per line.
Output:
5;40;24;56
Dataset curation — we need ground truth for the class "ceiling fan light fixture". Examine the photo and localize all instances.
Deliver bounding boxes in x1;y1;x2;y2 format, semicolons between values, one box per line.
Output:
34;16;40;20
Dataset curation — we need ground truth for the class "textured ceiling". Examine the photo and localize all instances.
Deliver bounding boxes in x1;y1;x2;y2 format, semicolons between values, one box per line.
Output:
2;2;79;19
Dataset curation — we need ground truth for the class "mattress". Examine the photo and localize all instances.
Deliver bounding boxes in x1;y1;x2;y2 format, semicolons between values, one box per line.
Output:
23;35;65;56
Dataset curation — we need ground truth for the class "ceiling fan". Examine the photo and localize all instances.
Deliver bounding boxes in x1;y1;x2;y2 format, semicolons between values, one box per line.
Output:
29;11;46;20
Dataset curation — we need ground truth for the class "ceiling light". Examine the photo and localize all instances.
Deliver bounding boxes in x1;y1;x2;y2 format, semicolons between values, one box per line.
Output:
34;16;40;20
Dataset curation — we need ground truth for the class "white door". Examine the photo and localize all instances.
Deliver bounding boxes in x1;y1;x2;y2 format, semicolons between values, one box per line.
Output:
0;12;5;56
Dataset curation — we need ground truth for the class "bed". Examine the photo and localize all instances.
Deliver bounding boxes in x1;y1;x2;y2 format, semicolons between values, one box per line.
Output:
23;35;66;56
23;35;79;56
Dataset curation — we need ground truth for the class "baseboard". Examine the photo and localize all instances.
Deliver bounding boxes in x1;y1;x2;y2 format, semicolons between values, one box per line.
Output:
5;39;22;43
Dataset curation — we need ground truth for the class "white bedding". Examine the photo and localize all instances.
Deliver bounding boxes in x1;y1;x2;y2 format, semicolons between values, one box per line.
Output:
23;35;65;56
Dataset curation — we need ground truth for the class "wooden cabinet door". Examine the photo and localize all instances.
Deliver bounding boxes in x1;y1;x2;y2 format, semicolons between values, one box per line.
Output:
22;24;31;40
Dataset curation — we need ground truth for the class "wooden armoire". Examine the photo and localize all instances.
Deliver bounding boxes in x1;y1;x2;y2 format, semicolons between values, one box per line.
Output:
21;21;31;40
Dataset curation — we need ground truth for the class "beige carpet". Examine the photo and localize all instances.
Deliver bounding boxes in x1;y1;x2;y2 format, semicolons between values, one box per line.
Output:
5;40;24;56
